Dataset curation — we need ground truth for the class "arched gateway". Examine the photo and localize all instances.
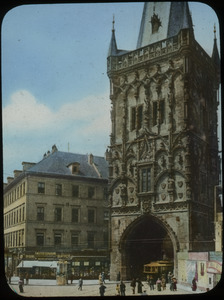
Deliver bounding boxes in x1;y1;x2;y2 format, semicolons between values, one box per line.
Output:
119;214;179;280
107;0;219;285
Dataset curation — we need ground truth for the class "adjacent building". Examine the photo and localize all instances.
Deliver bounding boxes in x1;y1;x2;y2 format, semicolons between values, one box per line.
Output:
107;2;221;281
4;145;109;278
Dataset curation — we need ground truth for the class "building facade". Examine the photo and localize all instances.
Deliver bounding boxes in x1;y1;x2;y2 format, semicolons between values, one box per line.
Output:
4;145;109;279
107;2;220;280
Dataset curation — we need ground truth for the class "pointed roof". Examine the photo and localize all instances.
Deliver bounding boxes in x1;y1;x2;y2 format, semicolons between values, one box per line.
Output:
212;25;220;84
212;25;220;67
137;2;194;48
108;16;118;57
108;27;118;57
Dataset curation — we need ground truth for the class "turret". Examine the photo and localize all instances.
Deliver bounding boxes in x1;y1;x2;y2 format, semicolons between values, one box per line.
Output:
107;15;118;57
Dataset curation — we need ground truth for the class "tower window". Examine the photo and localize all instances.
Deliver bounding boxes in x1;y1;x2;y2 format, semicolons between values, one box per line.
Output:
140;167;151;192
131;107;136;130
137;105;143;130
153;102;158;126
160;100;165;124
131;105;143;131
151;13;162;34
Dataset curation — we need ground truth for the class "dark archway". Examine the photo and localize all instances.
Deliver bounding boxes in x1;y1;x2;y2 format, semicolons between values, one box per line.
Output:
120;215;175;280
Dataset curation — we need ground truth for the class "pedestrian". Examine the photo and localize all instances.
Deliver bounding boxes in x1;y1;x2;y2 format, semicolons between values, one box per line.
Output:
120;280;126;296
137;278;143;293
161;276;166;290
149;276;154;290
99;274;103;285
167;272;172;284
172;277;177;291
18;277;24;293
25;272;29;285
192;277;197;291
101;272;105;283
116;283;120;296
156;278;162;291
130;278;136;294
99;283;106;296
78;278;83;290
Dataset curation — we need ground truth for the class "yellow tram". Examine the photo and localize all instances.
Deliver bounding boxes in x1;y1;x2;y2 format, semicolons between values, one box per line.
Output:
143;260;173;280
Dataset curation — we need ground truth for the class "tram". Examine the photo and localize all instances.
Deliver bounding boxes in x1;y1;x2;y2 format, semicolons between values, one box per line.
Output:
143;260;173;280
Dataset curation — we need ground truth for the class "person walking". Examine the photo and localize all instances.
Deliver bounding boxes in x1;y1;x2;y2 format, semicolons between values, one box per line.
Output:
156;278;162;291
149;276;154;290
161;276;166;290
99;283;106;296
192;277;197;291
120;281;126;296
18;277;24;293
78;278;83;291
137;278;143;293
130;278;136;294
116;283;120;295
172;277;177;291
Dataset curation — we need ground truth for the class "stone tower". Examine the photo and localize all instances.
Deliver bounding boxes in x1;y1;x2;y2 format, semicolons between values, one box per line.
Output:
107;2;220;280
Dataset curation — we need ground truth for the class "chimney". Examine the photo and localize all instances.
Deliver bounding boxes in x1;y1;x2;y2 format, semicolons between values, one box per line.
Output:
52;144;58;154
88;153;94;165
14;170;22;178
22;162;36;171
7;177;14;184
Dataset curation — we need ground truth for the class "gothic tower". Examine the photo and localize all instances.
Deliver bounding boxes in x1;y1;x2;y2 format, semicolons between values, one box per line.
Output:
107;2;220;280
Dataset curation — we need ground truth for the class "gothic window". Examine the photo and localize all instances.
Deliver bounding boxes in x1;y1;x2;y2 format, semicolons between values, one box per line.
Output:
140;167;151;192
153;102;158;126
151;13;162;34
137;105;143;129
131;105;143;131
160;100;165;124
131;107;136;130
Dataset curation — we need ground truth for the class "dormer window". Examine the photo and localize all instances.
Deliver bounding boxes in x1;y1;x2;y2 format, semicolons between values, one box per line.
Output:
67;162;80;175
151;13;162;34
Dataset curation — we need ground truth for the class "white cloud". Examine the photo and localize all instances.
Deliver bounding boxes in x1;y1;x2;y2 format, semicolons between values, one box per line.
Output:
3;89;111;136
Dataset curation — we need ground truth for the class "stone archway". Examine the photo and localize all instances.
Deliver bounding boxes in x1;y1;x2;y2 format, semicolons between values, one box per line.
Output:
119;214;179;280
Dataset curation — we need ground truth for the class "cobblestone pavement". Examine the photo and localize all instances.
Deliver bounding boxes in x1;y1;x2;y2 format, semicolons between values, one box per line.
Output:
8;280;197;297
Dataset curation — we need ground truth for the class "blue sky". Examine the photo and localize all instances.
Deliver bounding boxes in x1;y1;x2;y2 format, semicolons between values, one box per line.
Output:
2;2;221;181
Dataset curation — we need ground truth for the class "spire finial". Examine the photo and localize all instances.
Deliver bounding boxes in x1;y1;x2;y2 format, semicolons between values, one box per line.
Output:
112;14;115;31
214;23;217;39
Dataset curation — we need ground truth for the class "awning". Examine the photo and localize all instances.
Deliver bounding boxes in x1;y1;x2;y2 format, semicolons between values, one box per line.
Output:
17;260;58;269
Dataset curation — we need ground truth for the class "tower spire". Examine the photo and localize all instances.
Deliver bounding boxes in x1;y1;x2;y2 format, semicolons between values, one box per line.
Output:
212;23;220;85
108;14;118;57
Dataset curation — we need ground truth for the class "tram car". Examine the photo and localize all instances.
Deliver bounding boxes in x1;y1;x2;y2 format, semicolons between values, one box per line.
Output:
143;260;173;280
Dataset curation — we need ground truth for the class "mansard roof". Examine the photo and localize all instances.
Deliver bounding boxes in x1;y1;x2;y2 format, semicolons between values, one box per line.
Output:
137;2;194;48
28;151;108;180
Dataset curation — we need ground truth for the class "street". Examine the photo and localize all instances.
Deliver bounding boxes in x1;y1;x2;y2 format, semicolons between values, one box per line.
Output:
8;278;200;297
